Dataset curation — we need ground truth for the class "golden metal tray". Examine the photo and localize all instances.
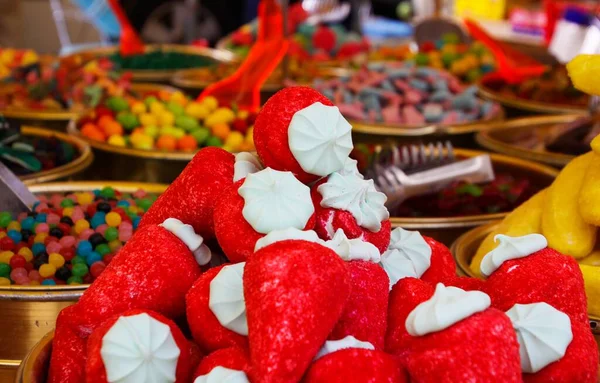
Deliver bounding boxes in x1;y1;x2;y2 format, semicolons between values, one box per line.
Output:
62;44;237;83
390;149;558;246
476;114;582;168
0;182;167;372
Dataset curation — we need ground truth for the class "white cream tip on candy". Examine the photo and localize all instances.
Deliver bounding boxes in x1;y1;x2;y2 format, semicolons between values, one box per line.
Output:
254;228;323;252
339;157;364;179
238;168;314;234
161;218;212;265
405;283;491;336
480;233;548;277
314;335;375;360
101;313;180;383
288;102;354;177
506;302;573;374
194;367;250;383
324;229;381;262
209;262;248;336
318;172;389;233
233;152;263;182
381;228;432;289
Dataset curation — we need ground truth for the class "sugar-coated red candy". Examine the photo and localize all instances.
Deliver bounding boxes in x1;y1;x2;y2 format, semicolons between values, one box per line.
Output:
303;348;407;383
253;87;333;184
48;306;87;383
245;240;351;383
483;248;588;325
329;261;389;350
448;276;486;291
140;147;235;240
421;236;457;285
193;347;251;379
85;309;194;383
186;265;248;352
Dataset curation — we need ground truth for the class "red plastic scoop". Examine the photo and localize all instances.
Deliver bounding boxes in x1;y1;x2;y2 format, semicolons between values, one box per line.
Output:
464;18;547;84
107;0;145;56
198;0;289;111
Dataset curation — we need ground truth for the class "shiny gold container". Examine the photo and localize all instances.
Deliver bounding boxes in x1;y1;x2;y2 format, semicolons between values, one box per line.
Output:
390;149;558;246
0;182;167;378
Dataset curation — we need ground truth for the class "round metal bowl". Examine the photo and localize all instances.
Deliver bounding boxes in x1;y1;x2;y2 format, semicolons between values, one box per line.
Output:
477;73;588;116
390;149;558;246
61;44;237;83
476;114;581;168
16;126;93;185
0;181;167;374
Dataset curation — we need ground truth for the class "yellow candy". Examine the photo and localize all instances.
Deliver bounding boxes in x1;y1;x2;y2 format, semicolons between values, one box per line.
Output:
105;212;122;227
225;131;244;150
0;251;13;264
108;239;121;252
18;247;33;262
580;264;600;317
592;135;600;154
471;189;546;277
237;110;249;120
202;96;219;111
21;50;39;66
0;232;5;239
0;277;9;286
49;253;65;268
567;54;600;95
542;152;597;259
29;280;40;286
34;233;48;243
205;109;235;128
185;102;209;119
150;102;166;116
74;219;90;235
170;91;188;105
62;207;74;217
0;49;15;64
77;192;94;205
580;251;600;266
131;102;146;115
221;145;234;152
579;152;600;225
139;113;158;127
108;135;126;147
131;133;154;150
7;221;20;232
158;111;175;126
39;263;56;278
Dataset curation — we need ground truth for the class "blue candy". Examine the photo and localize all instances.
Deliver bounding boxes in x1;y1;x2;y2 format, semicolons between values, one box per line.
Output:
77;240;93;257
32;243;46;256
86;251;102;266
21;217;35;231
90;212;106;229
409;78;429;91
381;80;395;92
35;213;47;223
423;104;444;122
41;279;57;286
431;90;451;102
7;230;22;244
132;216;141;230
388;68;411;79
116;200;130;208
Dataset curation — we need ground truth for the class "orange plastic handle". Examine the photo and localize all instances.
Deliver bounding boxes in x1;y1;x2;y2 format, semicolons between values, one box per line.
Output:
107;0;144;56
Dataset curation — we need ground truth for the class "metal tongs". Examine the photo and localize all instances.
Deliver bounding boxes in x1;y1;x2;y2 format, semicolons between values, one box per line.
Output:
367;142;495;210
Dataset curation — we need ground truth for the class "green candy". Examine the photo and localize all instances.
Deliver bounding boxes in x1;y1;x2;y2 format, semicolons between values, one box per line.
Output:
205;136;222;147
414;53;429;66
105;227;118;242
441;52;457;67
0;212;12;228
144;96;158;108
0;263;10;278
466;69;482;83
175;115;199;131
136;198;153;212
96;244;111;256
72;263;89;277
106;96;129;112
143;126;160;138
442;33;460;44
117;112;139;131
191;128;210;145
100;186;116;199
167;102;185;116
71;256;86;265
67;276;83;285
457;184;483;197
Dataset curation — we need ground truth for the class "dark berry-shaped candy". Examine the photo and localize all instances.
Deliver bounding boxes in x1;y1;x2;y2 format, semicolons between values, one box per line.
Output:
96;202;111;213
33;252;49;269
50;227;64;239
60;216;74;226
55;266;71;281
88;233;106;249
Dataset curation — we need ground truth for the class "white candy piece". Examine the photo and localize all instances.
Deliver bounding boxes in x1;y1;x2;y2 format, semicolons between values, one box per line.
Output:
405;283;491;336
194;367;250;383
338;158;364;179
238;168;314;234
480;234;548;277
209;263;248;336
381;228;432;289
318;172;389;232
101;313;180;383
506;303;573;374
233;152;263;182
254;228;324;252
314;335;375;360
323;229;381;262
288;102;353;177
161;218;212;265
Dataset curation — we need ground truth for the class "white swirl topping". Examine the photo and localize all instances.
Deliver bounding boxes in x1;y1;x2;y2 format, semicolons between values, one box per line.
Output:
381;228;431;289
314;335;375;360
318;172;389;232
233;152;263;182
194;367;250;383
238;168;314;234
339;158;364;179
324;229;381;262
101;313;180;383
480;234;548;277
288;102;353;177
254;228;323;252
405;283;491;336
209;263;248;336
161;218;212;265
506;303;573;374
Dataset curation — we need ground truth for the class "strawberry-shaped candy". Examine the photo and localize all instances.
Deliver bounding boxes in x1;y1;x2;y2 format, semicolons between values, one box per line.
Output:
193;347;251;379
311;168;390;253
305;346;406;383
481;234;588;325
86;309;193;383
244;240;350;382
380;228;455;289
253;86;353;184
506;302;598;382
312;26;337;53
140;147;234;240
214;168;316;263
186;263;248;352
448;276;486;291
402;284;522;382
48;306;87;383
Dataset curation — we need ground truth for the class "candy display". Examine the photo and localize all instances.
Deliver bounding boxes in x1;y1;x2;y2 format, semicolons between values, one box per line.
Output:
309;64;501;126
31;87;597;383
0;48;40;79
108;48;216;71
75;89;256;152
0;186;159;286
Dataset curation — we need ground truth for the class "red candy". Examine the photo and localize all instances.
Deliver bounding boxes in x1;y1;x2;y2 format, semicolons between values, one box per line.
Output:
193;347;251;379
9;254;26;269
245;240;350;383
421;236;457;285
48;306;87;383
312;26;337;52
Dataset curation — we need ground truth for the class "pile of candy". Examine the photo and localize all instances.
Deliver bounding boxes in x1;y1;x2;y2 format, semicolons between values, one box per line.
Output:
47;87;599;383
0;48;40;79
108;49;216;71
0;187;158;286
0;134;78;176
77;90;256;152
311;64;500;126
